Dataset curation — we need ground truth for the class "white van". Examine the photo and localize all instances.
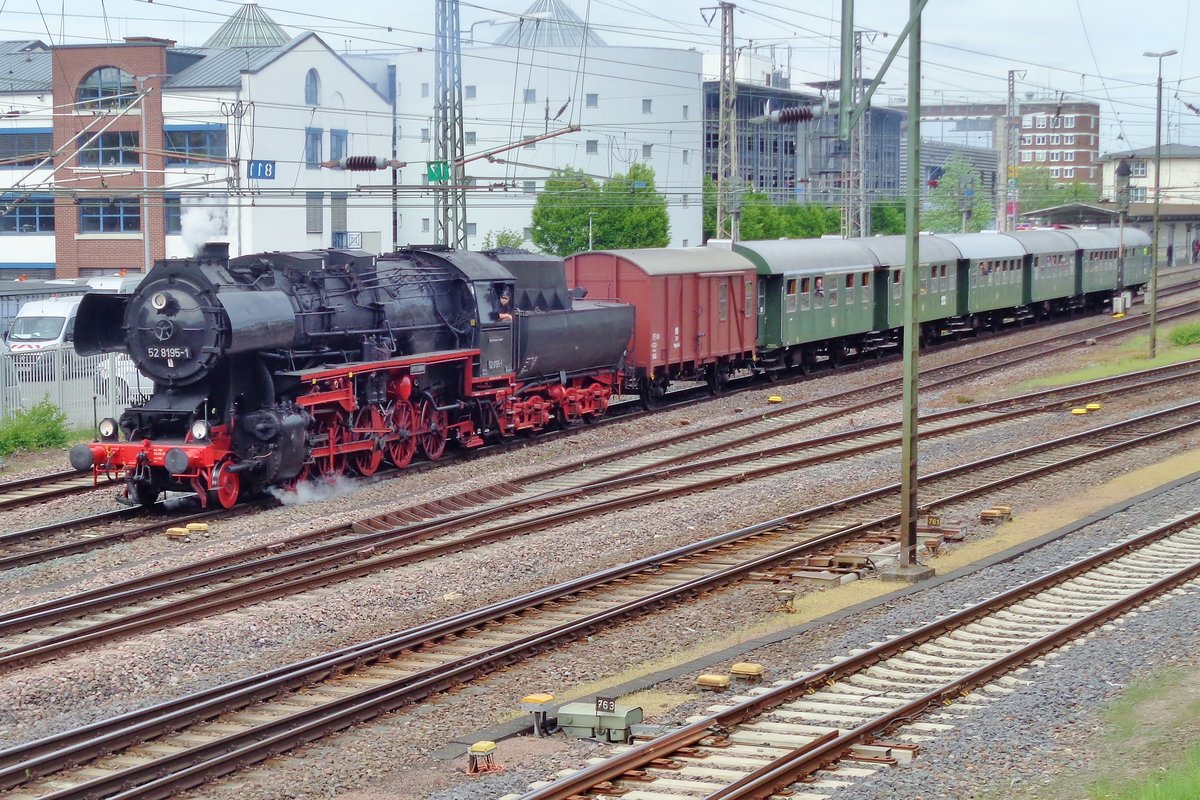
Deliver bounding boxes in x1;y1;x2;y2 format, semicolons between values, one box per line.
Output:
2;296;84;378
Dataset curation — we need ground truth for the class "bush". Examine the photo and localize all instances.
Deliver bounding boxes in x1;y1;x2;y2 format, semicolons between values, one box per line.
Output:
0;400;70;456
1168;322;1200;347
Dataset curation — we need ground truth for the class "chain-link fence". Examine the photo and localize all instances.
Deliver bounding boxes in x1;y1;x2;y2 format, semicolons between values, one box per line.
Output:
0;348;151;430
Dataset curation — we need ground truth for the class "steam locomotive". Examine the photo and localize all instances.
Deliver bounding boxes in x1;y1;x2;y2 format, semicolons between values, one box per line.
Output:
69;244;633;508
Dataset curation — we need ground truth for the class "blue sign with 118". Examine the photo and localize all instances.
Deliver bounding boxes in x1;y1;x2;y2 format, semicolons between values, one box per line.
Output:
247;160;276;180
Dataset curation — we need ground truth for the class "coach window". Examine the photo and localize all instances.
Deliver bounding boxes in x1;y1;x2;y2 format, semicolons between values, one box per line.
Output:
861;272;871;303
786;278;799;312
844;272;855;305
827;277;838;307
892;269;902;300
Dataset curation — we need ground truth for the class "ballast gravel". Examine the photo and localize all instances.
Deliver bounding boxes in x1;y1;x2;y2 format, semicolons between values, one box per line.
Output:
0;303;1198;799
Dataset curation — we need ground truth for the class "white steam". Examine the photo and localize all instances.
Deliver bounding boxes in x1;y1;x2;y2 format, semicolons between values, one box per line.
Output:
270;474;361;506
181;197;229;256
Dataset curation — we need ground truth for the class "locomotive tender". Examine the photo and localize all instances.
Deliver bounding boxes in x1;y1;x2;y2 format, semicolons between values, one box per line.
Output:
71;226;1151;508
69;244;633;508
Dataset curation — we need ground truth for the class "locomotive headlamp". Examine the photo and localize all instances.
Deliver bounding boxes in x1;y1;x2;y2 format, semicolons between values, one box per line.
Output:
190;420;211;442
151;292;170;311
98;417;119;441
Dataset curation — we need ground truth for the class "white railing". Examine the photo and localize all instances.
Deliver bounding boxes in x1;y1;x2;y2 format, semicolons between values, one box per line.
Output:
0;348;151;430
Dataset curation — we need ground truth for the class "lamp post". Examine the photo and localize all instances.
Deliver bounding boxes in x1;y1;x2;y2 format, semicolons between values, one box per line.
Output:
1144;48;1176;359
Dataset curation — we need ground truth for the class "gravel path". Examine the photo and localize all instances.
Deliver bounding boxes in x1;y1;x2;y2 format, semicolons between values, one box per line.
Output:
0;305;1198;799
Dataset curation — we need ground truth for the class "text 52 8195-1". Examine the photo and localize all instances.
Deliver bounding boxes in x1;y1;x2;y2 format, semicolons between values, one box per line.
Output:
147;346;192;359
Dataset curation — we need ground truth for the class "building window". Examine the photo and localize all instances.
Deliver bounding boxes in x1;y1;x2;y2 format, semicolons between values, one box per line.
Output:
0;193;54;233
1034;135;1046;145
1064;135;1075;145
466;222;477;236
1063;167;1075;178
77;66;135;110
1050;134;1060;145
1064;116;1076;128
523;227;532;240
1035;151;1047;162
642;143;653;158
465;85;476;99
1050;116;1061;128
164;194;181;234
76;131;139;167
306;192;323;234
586;139;598;155
1131;187;1147;202
1022;114;1034;128
465;131;477;146
1049;151;1060;162
1035;116;1047;128
421;82;430;98
1065;151;1075;162
682;105;689;119
305;128;322;168
164;126;227;165
422;218;430;232
330;129;347;162
682;239;689;247
523;88;536;103
1020;135;1032;145
331;191;347;233
522;180;535;193
1050;168;1060;178
0;130;52;167
1020;152;1032;163
682;149;689;164
682;193;689;207
642;98;652;113
305;69;321;106
586;93;598;107
421;127;430;142
1130;161;1147;177
79;197;140;232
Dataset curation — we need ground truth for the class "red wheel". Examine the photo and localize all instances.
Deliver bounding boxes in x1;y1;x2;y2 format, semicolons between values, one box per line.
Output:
388;400;417;468
351;405;386;477
211;460;240;509
417;400;448;461
314;413;348;483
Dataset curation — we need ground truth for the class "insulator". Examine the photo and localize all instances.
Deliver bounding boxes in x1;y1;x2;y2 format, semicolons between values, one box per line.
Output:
775;106;816;124
342;155;389;171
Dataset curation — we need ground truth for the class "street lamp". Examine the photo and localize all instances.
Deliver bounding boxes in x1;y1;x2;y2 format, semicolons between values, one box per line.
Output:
466;11;550;44
1144;48;1176;359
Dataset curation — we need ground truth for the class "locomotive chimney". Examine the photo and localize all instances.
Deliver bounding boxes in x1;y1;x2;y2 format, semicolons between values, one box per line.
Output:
200;242;230;261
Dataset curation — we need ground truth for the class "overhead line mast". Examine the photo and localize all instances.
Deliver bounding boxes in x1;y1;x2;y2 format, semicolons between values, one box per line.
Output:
435;0;468;248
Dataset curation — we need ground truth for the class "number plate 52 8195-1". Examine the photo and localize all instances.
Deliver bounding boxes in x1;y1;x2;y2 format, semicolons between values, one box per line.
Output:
147;347;191;359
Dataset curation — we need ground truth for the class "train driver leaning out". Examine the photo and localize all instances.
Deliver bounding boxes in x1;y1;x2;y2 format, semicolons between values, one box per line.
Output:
494;286;514;322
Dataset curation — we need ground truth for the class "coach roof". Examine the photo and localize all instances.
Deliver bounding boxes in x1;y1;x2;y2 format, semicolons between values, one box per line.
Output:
733;238;878;275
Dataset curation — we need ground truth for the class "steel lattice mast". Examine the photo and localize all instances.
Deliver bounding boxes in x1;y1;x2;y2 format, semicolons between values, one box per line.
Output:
435;0;467;248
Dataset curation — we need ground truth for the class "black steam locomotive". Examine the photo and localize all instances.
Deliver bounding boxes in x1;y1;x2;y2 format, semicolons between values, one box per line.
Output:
70;244;633;508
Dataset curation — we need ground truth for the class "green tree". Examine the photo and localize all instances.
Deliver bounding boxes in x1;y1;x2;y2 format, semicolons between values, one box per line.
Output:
922;155;996;233
596;162;669;249
529;167;600;256
529;164;669;255
870;201;906;235
1017;165;1100;214
481;228;525;249
702;178;841;241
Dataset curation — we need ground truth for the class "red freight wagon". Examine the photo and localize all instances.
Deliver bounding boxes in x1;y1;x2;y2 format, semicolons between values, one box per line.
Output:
565;247;758;406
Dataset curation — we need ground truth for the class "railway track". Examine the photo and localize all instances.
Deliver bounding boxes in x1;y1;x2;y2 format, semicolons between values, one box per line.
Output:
1;400;1198;799
2;357;1198;670
514;509;1200;800
0;470;116;512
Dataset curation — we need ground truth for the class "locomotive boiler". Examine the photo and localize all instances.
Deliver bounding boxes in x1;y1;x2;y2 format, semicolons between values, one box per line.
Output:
69;244;633;508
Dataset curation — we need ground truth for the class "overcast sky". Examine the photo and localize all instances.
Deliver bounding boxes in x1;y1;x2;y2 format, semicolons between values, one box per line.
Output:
2;0;1197;152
